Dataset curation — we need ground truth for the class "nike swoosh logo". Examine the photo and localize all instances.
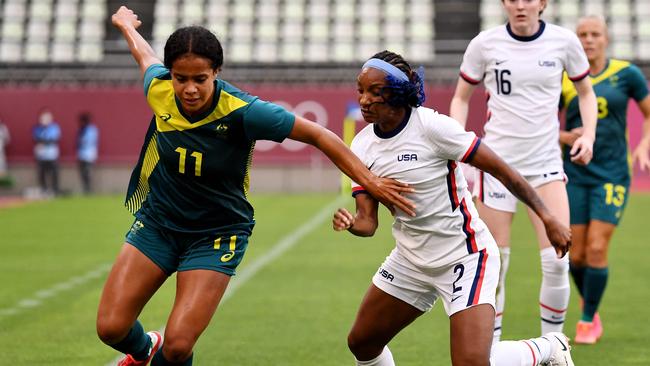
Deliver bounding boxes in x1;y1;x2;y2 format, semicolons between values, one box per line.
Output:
367;162;376;170
495;60;507;65
554;335;568;351
451;295;462;302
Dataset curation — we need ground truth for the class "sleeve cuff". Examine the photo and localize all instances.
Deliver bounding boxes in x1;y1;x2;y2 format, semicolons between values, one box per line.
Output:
461;137;481;163
460;71;482;85
569;69;590;82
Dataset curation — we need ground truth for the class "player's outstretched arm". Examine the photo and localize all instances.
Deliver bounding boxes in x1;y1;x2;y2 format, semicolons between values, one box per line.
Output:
570;77;598;165
332;194;379;237
289;115;416;216
111;6;161;76
468;143;571;258
632;95;650;172
449;77;478;128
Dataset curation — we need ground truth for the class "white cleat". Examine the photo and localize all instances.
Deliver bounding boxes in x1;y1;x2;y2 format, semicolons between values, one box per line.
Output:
542;332;575;366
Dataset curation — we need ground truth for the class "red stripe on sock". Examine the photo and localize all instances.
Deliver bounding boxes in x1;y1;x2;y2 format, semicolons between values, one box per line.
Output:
523;341;537;365
540;302;567;313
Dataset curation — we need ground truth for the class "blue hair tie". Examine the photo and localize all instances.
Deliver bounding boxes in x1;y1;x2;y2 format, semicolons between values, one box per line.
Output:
362;58;409;82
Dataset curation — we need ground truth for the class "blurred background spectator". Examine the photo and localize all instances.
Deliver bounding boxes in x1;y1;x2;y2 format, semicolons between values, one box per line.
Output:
77;112;99;194
33;109;61;196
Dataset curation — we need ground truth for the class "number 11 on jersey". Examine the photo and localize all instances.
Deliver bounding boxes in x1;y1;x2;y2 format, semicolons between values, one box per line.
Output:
175;147;203;176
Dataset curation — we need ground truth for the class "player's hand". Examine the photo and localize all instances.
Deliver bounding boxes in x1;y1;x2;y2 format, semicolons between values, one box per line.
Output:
632;141;650;172
543;216;572;258
560;127;582;147
569;133;594;165
112;6;142;30
333;208;355;231
365;177;416;217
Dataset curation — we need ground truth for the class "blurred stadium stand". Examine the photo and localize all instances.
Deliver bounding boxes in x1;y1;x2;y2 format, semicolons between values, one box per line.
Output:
1;0;649;85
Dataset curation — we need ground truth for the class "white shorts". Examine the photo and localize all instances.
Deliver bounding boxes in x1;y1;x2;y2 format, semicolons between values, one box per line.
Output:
372;247;499;315
472;170;567;213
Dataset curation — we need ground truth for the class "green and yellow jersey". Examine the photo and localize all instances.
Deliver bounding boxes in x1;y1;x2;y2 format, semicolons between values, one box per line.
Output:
125;64;295;234
561;59;649;185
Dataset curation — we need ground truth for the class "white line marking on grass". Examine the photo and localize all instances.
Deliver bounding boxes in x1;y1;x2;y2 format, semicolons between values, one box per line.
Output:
106;195;349;365
0;263;112;318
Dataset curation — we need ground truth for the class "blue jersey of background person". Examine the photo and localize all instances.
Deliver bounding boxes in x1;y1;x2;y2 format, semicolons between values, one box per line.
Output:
561;59;649;185
125;64;295;234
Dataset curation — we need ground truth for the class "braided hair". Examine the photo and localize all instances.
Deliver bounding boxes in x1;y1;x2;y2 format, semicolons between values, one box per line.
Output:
164;26;224;70
370;50;426;108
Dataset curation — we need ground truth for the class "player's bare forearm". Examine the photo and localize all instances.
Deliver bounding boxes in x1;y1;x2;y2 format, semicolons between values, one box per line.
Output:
559;130;580;146
112;6;160;75
469;143;551;222
332;195;378;237
449;78;476;128
575;77;598;140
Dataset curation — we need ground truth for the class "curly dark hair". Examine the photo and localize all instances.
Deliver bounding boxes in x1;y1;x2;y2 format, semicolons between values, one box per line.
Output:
164;26;224;70
369;50;426;108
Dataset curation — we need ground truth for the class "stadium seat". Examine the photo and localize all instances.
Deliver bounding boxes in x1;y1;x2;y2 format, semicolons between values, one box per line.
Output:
51;41;75;62
181;0;203;25
0;41;21;62
584;0;606;15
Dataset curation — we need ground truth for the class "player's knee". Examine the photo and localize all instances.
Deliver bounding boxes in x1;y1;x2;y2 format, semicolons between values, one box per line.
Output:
541;251;569;275
347;331;384;360
162;336;194;363
586;243;608;266
96;316;131;345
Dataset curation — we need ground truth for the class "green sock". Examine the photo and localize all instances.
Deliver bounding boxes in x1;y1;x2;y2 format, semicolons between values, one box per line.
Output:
582;267;608;322
569;262;586;297
109;320;151;361
151;348;193;365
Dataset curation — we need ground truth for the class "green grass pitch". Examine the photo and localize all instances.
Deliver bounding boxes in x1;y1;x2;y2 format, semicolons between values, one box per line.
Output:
1;193;648;365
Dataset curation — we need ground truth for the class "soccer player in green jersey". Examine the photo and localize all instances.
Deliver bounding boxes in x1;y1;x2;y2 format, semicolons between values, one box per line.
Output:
560;15;650;345
97;6;415;366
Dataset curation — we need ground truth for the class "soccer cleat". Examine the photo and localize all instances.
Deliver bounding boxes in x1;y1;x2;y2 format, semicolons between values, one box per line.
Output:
117;331;163;366
542;332;575;366
574;321;597;344
592;312;603;340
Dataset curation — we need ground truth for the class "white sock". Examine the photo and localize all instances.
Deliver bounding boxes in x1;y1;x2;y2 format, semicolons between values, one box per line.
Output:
355;347;395;366
539;247;570;334
494;246;510;343
490;337;552;366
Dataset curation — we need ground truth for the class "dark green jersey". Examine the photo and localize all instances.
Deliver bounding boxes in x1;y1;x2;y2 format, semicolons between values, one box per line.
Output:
125;64;295;233
561;59;649;185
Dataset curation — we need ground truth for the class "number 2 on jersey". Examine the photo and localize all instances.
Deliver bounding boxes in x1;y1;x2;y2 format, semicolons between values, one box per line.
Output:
175;147;203;176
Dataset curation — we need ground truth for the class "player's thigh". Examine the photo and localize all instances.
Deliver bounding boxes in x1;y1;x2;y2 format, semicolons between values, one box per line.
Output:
585;220;617;267
526;180;570;249
450;304;494;366
476;200;514;248
97;243;168;338
164;269;231;350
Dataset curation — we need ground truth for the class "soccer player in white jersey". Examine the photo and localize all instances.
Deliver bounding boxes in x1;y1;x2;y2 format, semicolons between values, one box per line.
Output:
449;0;598;342
333;50;575;366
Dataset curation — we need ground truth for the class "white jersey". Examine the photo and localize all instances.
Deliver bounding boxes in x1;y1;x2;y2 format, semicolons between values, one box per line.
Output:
460;21;590;175
350;107;496;268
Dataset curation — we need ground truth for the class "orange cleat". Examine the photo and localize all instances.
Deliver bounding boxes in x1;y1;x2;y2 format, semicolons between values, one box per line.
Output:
574;321;597;344
117;331;163;366
592;312;603;340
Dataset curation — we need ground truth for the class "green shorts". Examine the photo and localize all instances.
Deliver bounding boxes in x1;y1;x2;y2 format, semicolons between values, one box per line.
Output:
567;181;630;226
125;215;249;276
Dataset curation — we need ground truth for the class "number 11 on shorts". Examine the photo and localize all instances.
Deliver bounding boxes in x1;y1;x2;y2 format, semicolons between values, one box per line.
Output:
214;236;237;262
